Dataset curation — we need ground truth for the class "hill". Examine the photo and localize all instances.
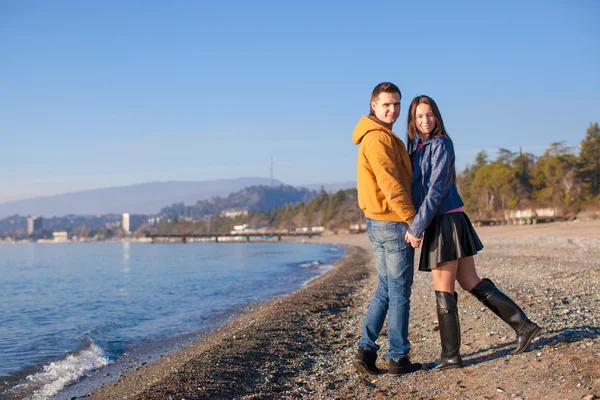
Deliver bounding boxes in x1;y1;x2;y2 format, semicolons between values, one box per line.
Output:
0;179;358;219
303;181;356;192
152;188;364;235
0;178;284;218
159;185;317;219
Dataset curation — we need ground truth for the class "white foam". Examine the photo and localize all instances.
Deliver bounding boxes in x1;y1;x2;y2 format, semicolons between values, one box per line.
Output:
299;260;320;268
8;342;110;400
301;263;335;287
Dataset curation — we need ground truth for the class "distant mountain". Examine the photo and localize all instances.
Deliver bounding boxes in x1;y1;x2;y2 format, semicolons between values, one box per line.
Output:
0;178;284;218
303;181;356;193
160;185;316;219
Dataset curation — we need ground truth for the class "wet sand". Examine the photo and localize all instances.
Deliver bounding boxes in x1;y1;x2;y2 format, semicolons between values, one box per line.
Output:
88;219;600;400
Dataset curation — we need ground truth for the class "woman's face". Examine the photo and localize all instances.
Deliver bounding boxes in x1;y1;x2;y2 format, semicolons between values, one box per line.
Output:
415;103;436;136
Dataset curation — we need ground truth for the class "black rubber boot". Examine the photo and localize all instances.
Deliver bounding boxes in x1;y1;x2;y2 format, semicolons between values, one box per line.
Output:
434;291;463;371
353;348;382;375
470;278;541;355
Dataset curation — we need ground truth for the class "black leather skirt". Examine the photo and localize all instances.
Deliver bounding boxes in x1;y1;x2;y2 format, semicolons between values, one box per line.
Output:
418;212;484;272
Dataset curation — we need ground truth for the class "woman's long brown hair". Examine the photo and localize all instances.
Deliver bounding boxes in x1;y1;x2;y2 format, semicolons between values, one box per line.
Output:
406;95;456;181
406;95;452;156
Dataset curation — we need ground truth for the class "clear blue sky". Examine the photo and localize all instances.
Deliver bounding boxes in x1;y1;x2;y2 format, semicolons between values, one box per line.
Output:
1;1;598;203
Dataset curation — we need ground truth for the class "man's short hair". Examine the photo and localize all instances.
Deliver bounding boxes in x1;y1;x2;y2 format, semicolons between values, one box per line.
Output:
371;82;401;102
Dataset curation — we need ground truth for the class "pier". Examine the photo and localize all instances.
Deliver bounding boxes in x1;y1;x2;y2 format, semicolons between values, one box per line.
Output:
145;231;323;243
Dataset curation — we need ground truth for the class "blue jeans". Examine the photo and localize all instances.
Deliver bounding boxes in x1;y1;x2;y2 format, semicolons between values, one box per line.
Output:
357;218;415;360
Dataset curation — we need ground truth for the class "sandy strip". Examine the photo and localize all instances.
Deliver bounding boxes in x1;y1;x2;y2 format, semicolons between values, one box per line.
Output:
89;220;600;400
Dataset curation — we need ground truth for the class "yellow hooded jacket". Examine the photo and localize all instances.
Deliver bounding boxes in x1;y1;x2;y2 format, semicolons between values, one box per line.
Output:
352;116;416;223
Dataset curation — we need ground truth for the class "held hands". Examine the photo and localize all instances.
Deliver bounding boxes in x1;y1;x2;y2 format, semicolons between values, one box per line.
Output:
405;231;422;248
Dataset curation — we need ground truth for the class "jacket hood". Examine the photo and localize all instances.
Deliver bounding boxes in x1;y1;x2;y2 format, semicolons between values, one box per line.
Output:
352;116;396;145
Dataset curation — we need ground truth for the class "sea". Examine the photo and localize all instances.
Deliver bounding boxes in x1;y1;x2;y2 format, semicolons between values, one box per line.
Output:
0;241;345;400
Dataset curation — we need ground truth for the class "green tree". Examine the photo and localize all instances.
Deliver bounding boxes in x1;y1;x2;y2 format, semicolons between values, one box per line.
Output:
578;122;600;199
471;161;517;214
512;150;535;202
474;151;489;167
496;148;516;165
531;142;578;208
457;151;489;216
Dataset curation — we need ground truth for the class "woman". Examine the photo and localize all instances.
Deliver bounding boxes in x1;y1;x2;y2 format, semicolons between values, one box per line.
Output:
404;95;541;370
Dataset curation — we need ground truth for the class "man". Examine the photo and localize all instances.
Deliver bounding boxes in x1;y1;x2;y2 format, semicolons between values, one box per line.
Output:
351;82;421;376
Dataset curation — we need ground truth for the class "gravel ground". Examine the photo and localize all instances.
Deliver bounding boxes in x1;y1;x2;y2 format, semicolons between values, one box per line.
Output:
87;220;600;400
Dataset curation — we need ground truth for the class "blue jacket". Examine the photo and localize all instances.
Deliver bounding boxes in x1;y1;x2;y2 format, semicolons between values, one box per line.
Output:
407;136;464;238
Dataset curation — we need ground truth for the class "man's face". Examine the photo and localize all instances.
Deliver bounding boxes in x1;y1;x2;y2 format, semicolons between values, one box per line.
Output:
371;92;401;125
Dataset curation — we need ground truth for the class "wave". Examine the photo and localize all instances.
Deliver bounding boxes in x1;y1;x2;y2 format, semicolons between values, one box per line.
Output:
299;260;321;268
5;341;109;400
301;263;335;287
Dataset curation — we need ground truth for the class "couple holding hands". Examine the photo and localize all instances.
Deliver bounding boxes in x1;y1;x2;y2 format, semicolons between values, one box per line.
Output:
352;82;541;375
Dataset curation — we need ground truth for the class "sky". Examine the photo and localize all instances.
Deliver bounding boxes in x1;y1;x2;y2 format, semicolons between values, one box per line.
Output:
1;1;599;203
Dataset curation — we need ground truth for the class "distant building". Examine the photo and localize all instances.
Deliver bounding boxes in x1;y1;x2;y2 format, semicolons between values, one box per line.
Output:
52;231;68;242
233;224;248;232
230;224;268;235
122;213;130;233
221;209;249;218
295;226;325;233
504;207;560;219
147;216;161;226
27;217;43;235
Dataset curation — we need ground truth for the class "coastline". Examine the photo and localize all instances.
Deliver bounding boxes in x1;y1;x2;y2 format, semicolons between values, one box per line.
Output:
1;241;344;400
87;240;373;399
87;220;600;399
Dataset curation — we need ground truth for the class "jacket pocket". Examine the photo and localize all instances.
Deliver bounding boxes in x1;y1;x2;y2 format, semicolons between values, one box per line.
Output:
364;189;390;213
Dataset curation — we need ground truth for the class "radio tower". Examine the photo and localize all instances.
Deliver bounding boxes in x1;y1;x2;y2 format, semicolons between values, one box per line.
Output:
270;156;274;186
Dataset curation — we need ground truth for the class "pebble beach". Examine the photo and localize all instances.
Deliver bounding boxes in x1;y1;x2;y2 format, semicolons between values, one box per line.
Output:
88;219;600;400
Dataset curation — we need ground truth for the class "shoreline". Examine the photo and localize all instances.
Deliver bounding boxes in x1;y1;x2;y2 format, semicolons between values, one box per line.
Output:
86;241;373;399
71;220;600;398
1;241;346;400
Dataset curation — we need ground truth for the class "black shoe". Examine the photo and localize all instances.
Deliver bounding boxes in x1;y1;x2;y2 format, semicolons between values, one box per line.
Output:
470;278;542;355
434;291;464;371
388;356;422;376
353;348;382;375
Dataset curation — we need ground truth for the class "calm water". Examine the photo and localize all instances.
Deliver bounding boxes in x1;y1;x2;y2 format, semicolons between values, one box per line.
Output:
0;241;344;400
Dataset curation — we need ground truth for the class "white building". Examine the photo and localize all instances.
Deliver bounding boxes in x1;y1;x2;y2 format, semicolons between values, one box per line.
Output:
27;216;43;235
295;226;325;233
221;209;249;218
147;216;161;226
233;224;248;232
52;231;68;242
230;224;268;235
122;213;130;233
